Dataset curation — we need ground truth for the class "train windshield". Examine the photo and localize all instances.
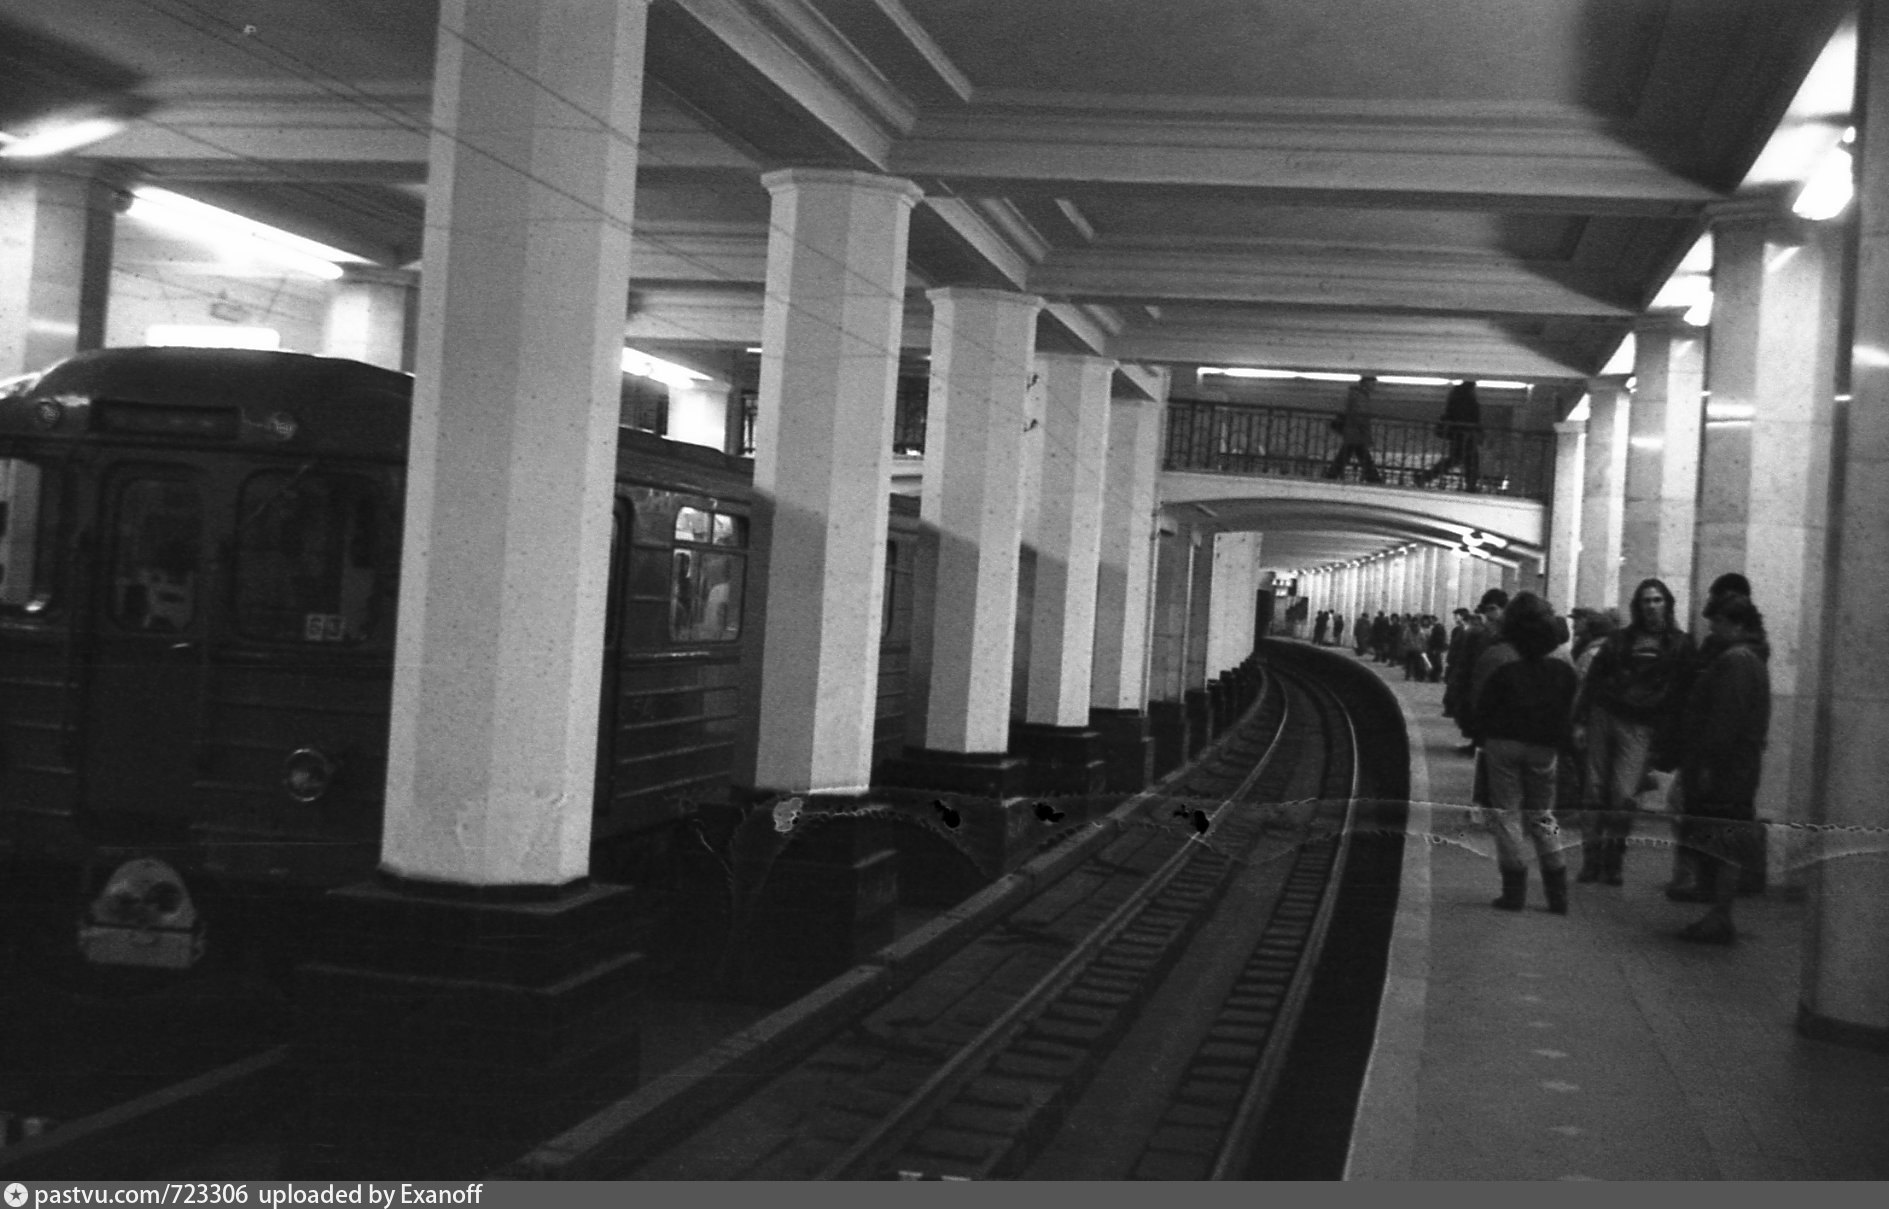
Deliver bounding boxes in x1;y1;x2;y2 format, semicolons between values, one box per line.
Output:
671;505;746;642
107;475;203;631
235;470;391;644
0;457;60;615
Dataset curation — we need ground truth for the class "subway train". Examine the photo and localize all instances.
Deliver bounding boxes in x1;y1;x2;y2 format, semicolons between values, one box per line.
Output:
0;345;920;977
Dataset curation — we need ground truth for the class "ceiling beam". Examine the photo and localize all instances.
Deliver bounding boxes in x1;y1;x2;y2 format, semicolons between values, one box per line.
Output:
1032;246;1636;316
891;109;1721;208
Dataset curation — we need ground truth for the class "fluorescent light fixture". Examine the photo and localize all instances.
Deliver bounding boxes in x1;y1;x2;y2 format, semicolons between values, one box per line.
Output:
1200;367;1530;390
1793;142;1854;220
1628;436;1665;451
145;324;282;350
126;187;360;280
1705;402;1756;421
621;348;710;390
0;115;126;159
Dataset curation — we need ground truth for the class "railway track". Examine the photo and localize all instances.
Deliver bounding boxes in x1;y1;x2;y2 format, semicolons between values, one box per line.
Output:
606;653;1378;1180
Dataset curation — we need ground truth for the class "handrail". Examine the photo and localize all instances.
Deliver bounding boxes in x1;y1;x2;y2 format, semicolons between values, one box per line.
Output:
1162;397;1555;499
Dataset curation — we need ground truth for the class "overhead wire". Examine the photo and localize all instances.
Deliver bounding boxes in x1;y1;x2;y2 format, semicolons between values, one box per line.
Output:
102;0;1189;521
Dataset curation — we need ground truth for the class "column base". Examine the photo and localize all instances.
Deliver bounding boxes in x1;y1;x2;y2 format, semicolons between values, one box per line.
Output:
1088;708;1153;794
1797;1002;1889;1053
733;843;898;1005
1008;721;1107;798
1149;700;1188;778
1184;688;1214;755
875;746;1030;799
293;879;643;1178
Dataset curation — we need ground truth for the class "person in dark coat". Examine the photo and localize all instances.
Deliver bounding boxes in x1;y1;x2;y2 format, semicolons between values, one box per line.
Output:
1323;375;1386;484
1571;577;1695;885
1414;379;1485;491
1354;611;1371;656
1332;612;1346;648
1665;571;1755;902
1473;592;1579;913
1448;589;1509;752
1672;594;1770;943
1426;614;1449;682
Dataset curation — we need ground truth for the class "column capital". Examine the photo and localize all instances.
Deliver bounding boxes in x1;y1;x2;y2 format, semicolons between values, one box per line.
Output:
1034;349;1118;372
1554;419;1587;436
338;264;419;289
1584;374;1630;396
761;167;923;206
1633;309;1701;341
926;285;1044;311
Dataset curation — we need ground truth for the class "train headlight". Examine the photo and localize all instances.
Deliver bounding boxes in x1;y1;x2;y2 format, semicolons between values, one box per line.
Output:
284;746;336;802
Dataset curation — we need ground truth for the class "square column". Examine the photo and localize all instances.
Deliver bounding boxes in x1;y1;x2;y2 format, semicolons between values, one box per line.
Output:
1803;3;1889;1047
1547;420;1586;610
1022;352;1113;726
1204;532;1249;674
1576;377;1629;611
1696;205;1843;883
303;0;653;1177
1012;352;1114;794
878;288;1040;796
1622;314;1704;619
1091;390;1164;791
1147;523;1193;775
323;265;417;371
1;168;114;374
749;169;924;795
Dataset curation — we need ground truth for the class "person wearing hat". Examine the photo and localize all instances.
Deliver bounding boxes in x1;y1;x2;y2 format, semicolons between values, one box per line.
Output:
1571;577;1695;885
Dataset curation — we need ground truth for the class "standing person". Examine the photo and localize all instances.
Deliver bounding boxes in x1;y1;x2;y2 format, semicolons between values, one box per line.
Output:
1354;611;1371;657
1672;594;1770;943
1426;613;1449;682
1666;572;1755;901
1414;379;1484;491
1323;375;1386;484
1371;611;1390;661
1332;612;1346;649
1448;590;1508;753
1571;577;1695;886
1313;609;1330;645
1473;593;1579;913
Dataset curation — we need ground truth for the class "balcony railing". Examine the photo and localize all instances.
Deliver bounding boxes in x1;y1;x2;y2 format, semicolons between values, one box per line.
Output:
1163;398;1555;499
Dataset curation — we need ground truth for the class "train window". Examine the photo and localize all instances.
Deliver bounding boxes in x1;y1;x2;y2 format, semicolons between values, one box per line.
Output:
234;471;388;644
670;505;746;643
0;457;60;616
107;476;203;632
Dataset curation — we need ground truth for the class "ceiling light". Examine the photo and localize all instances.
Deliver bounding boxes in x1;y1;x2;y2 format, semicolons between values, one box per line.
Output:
622;348;710;390
126;187;359;281
1793;143;1854;220
0;115;126;159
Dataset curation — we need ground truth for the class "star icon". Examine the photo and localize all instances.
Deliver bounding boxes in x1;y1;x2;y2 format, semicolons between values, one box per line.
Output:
6;1182;30;1208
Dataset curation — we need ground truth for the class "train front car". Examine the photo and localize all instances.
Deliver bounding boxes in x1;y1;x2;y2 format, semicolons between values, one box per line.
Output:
0;348;410;976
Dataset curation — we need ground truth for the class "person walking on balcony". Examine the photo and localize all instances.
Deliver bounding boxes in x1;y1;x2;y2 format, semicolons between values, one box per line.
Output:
1323;375;1386;484
1414;379;1484;491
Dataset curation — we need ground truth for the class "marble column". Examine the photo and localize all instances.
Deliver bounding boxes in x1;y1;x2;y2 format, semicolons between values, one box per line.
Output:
1147;523;1193;773
0;168;114;374
885;288;1039;791
323;264;416;371
1012;352;1113;793
1206;531;1260;673
1090;391;1164;790
306;0;653;1176
1576;378;1629;612
1694;205;1842;889
1621;313;1704;620
1548;419;1586;610
748;170;923;795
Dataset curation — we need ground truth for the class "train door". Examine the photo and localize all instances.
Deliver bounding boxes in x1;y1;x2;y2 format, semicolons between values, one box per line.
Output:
83;464;212;820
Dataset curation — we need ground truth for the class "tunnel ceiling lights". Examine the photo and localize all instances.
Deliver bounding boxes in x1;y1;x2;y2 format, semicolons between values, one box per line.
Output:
125;186;364;281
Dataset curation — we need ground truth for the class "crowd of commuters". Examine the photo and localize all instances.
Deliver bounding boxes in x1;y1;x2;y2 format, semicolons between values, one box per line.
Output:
1320;571;1770;942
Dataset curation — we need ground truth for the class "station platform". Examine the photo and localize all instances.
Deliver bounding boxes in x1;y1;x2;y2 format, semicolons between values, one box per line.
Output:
1341;650;1889;1181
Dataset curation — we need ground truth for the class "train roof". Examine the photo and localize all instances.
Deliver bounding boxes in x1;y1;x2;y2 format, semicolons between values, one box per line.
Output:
12;346;414;411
